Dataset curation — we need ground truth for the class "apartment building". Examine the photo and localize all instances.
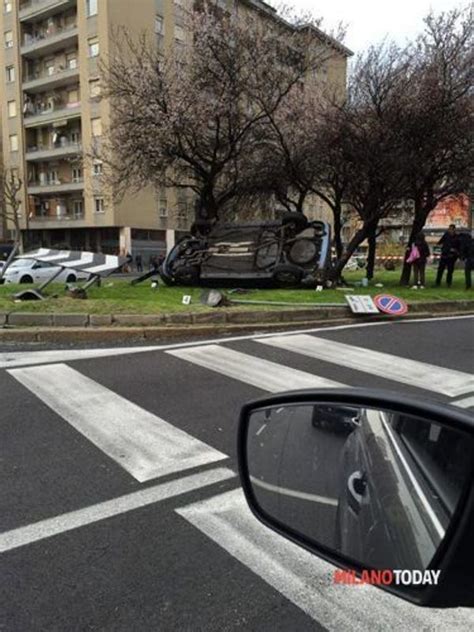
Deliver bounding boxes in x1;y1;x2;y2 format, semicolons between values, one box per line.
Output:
0;0;350;256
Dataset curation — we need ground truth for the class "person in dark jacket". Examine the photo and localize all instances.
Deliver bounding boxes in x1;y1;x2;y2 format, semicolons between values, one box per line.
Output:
410;232;430;288
435;224;460;287
459;232;474;290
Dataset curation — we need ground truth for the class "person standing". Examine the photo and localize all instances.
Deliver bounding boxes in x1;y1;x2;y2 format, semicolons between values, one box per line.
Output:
460;232;474;290
435;224;460;287
408;232;430;289
135;253;143;272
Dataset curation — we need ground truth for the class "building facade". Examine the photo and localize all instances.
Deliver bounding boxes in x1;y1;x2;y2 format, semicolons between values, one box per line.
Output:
1;0;349;257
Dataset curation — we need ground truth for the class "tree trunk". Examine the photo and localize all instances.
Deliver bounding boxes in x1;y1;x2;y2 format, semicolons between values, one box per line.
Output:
330;222;371;281
332;201;343;259
366;226;377;280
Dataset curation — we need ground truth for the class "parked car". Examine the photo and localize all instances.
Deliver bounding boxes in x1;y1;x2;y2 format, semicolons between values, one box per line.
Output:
2;258;89;285
160;214;332;287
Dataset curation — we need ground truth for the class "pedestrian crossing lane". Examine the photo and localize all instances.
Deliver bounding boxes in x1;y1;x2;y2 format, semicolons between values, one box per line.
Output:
8;363;227;482
257;334;474;398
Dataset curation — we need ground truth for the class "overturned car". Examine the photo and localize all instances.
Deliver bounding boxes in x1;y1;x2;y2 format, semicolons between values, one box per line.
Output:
160;214;331;288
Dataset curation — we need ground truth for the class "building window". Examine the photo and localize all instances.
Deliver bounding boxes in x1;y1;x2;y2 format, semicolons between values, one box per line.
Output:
92;160;103;176
175;25;185;42
6;65;15;82
88;36;99;57
47;170;59;184
71;130;81;144
45;58;55;76
67;88;79;104
73;200;83;218
154;15;164;35
4;30;13;48
9;134;18;152
86;0;98;17
3;1;12;14
72;167;83;182
66;52;77;69
91;117;102;136
94;197;105;213
7;100;16;118
89;78;101;98
159;204;168;218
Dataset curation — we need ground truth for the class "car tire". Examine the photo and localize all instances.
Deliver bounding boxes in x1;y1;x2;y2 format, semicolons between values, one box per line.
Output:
20;275;33;284
273;264;303;287
66;274;76;283
174;265;200;285
288;238;318;265
281;212;308;233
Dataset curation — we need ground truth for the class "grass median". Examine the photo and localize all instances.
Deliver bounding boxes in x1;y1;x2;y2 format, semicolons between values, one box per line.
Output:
0;267;471;315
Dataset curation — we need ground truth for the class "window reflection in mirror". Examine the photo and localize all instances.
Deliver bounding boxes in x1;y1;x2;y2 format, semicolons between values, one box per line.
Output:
246;403;473;571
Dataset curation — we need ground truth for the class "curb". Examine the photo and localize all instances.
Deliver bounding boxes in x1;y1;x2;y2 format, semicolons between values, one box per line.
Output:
1;300;473;330
0;311;472;343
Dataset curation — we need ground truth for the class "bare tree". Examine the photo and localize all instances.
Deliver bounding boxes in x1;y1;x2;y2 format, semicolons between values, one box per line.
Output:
0;168;23;279
397;8;474;284
98;1;331;227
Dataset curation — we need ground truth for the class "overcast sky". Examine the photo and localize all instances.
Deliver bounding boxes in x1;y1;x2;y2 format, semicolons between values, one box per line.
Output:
267;0;467;55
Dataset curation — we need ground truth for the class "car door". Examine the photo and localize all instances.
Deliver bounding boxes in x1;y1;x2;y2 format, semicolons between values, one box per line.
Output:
32;260;57;282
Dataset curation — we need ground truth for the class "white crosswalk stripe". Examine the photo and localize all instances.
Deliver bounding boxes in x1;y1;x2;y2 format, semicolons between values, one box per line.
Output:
176;489;474;632
8;363;227;482
257;334;474;397
167;344;344;391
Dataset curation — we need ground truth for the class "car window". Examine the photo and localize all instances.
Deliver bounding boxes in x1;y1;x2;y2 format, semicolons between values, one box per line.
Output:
10;259;32;269
390;414;470;515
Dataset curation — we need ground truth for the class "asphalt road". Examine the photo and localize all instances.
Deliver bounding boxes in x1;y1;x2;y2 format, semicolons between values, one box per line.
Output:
0;316;473;631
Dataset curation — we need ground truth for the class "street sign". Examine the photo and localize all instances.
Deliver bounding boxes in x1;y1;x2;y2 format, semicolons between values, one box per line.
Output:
345;295;380;314
374;294;408;316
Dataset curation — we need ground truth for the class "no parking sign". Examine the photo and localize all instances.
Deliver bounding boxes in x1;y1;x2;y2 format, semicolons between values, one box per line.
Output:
374;294;408;316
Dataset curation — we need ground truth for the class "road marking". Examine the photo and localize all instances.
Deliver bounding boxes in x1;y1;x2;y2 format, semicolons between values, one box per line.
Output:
0;468;235;554
452;395;474;409
167;345;344;392
250;476;338;506
8;363;227;482
0;315;471;370
258;335;474;397
176;489;471;631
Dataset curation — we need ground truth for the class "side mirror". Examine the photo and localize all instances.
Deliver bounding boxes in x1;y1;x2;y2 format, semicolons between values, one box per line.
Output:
237;389;474;608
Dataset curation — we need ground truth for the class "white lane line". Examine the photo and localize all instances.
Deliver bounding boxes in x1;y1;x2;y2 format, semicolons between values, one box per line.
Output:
176;489;473;631
250;476;338;506
452;395;474;409
0;468;235;554
8;364;227;482
0;347;160;370
167;345;344;392
258;335;474;398
0;315;471;369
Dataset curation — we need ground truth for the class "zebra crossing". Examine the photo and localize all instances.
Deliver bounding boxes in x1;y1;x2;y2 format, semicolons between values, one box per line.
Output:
2;326;474;631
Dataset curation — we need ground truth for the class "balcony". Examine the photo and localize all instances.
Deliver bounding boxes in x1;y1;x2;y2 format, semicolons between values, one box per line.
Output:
21;25;78;58
24;103;81;128
28;179;84;194
25;141;82;161
23;66;79;93
19;0;77;23
29;212;87;229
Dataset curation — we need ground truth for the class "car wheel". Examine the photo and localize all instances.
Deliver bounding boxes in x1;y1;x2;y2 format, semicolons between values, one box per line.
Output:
174;265;200;285
288;238;318;265
281;212;308;233
20;275;33;284
66;274;76;283
273;264;303;287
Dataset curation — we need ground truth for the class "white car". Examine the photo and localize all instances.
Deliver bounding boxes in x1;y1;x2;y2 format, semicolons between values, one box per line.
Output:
2;258;89;285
